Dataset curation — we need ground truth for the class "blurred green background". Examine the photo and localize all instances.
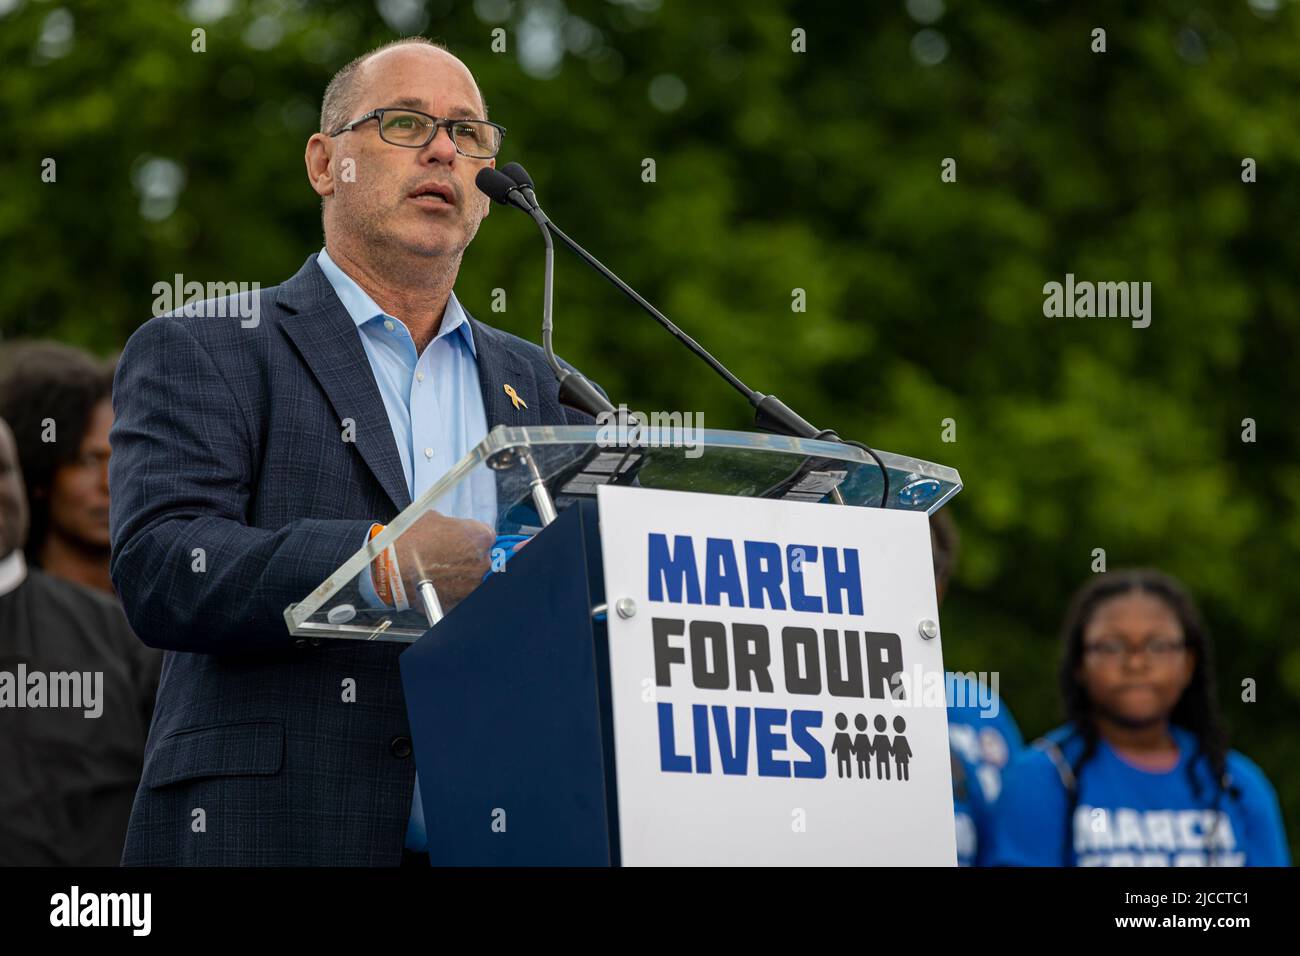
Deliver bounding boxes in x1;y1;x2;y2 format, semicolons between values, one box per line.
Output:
2;0;1297;857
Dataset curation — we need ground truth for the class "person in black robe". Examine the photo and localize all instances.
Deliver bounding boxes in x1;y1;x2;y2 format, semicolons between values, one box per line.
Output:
0;416;160;865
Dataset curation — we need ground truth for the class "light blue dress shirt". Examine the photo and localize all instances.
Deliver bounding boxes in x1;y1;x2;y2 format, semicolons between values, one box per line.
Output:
316;247;491;855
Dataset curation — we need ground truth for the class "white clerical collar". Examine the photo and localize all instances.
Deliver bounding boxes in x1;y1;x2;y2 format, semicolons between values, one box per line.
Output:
0;550;27;597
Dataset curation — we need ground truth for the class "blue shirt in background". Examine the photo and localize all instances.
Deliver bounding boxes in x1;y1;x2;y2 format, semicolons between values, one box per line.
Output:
947;675;1023;866
991;723;1291;867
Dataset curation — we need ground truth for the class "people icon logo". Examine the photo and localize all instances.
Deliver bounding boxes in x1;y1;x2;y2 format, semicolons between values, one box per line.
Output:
831;713;913;782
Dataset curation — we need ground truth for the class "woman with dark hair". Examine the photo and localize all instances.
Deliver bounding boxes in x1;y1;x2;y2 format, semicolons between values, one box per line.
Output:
0;341;115;594
991;569;1288;866
0;416;159;865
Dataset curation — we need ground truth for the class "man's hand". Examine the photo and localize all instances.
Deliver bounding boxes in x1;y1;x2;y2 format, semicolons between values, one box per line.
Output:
393;510;496;609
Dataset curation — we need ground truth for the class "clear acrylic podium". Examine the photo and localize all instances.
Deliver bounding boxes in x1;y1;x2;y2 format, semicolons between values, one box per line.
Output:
284;425;962;643
284;425;962;865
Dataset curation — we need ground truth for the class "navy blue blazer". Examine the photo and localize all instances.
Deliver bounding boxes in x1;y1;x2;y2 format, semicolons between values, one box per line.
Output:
109;253;595;865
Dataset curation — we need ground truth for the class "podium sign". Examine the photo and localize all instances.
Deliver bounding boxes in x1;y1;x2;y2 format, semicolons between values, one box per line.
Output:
597;485;957;865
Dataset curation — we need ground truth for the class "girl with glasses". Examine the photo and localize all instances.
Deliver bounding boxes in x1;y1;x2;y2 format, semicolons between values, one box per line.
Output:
991;569;1289;866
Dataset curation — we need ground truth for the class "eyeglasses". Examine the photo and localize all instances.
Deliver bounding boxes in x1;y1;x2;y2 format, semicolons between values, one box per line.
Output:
329;108;506;159
1082;637;1187;663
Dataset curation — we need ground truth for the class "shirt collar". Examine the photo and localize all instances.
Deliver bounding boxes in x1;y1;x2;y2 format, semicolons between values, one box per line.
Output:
0;550;27;598
316;247;476;357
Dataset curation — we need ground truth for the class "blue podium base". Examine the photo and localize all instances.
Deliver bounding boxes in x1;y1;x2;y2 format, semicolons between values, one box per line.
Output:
399;501;620;865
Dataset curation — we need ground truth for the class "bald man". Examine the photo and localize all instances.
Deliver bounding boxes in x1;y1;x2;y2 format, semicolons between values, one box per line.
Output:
0;418;159;864
110;38;599;866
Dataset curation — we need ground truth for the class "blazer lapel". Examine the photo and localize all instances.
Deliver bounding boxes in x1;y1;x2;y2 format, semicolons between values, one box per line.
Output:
276;256;412;514
468;316;544;430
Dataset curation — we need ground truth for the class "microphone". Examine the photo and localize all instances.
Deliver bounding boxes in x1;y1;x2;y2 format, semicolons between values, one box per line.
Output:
494;164;889;506
498;162;539;211
475;168;613;419
475;166;529;210
497;164;816;433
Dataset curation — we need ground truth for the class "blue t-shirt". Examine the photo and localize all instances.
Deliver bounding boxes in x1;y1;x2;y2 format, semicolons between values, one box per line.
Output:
947;677;1023;866
991;723;1290;867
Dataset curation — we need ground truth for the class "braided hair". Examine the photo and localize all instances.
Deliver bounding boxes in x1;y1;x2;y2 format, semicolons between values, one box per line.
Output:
1055;569;1237;864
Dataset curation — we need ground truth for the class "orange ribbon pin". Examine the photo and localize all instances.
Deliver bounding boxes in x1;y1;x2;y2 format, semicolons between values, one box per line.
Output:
503;383;527;410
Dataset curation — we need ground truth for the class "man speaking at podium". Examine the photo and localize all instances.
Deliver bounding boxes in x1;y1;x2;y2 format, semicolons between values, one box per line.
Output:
110;38;594;865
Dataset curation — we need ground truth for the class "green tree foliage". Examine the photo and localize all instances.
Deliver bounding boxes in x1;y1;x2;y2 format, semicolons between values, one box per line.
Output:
2;0;1297;855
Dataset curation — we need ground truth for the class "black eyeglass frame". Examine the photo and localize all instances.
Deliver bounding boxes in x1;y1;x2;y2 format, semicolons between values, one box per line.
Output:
329;107;507;158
